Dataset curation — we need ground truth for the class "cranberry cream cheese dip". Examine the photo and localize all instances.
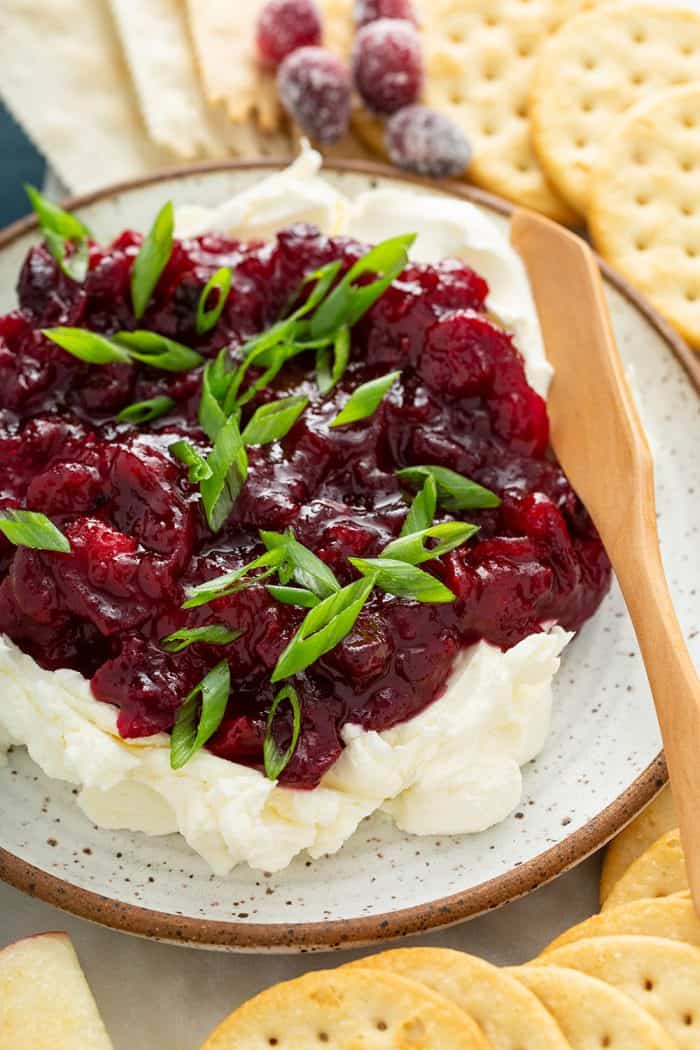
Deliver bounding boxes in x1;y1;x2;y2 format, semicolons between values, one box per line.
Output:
0;147;609;875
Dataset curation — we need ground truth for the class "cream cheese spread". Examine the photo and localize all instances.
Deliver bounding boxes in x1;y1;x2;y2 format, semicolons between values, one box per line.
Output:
0;147;568;874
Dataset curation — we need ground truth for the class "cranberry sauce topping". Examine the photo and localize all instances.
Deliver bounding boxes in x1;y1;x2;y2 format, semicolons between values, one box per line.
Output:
0;224;611;787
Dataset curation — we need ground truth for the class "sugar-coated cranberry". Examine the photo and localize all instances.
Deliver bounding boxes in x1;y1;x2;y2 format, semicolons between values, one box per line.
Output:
354;0;418;27
352;19;423;115
386;105;471;177
278;47;351;144
256;0;322;68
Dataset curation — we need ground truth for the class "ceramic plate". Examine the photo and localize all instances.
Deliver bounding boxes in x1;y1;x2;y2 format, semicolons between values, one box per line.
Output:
0;163;697;951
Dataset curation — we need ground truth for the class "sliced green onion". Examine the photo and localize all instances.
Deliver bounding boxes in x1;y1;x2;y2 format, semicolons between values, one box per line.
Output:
396;465;501;511
0;509;71;553
170;659;230;770
42;327;131;365
309;234;415;341
260;529;340;599
349;556;455;603
241;394;308;446
25;184;91;283
182;548;287;609
42;326;202;373
266;584;321;609
114;331;202;372
199;353;232;441
196;267;232;335
161;624;242;653
330;370;400;428
271;575;375;683
131;201;174;320
200;414;248;532
169;440;213;483
115;396;175;424
382;521;479;565
263;684;302;781
400;475;437;537
316;324;350;396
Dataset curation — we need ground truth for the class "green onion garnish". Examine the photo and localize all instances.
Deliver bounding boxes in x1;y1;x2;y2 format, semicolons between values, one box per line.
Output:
0;509;71;553
196;266;232;335
199;415;248;532
170;659;230;770
115;396;175;424
169;440;213;483
260;529;340;599
396;465;501;511
25;184;92;284
263;684;302;781
330;370;400;428
349;556;455;604
271;575;376;683
182;548;287;609
400;475;437;537
161;625;242;653
241;394;308;446
131;201;174;320
381;522;479;565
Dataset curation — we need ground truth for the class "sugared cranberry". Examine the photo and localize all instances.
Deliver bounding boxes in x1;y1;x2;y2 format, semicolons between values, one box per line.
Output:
256;0;322;68
354;0;418;27
352;19;423;115
386;105;471;177
278;47;351;144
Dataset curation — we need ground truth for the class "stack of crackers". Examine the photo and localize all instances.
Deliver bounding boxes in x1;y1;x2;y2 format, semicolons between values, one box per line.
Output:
199;785;700;1049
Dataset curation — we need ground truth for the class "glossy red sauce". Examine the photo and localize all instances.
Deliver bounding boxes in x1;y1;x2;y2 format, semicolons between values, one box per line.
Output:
0;224;611;787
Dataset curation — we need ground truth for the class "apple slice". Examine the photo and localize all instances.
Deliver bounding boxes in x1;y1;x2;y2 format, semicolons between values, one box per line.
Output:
0;932;114;1049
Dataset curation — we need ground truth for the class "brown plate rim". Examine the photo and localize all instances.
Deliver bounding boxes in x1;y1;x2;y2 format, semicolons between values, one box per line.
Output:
0;158;696;952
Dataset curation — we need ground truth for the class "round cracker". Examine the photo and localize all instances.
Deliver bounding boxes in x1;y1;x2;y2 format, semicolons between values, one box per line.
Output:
352;0;602;223
601;786;677;904
511;965;676;1050
541;895;700;954
530;4;700;214
345;947;570;1050
589;83;700;348
603;828;688;911
541;936;700;1049
199;967;491;1049
421;0;603;223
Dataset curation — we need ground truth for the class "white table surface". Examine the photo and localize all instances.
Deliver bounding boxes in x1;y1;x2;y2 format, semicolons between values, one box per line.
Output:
0;855;601;1049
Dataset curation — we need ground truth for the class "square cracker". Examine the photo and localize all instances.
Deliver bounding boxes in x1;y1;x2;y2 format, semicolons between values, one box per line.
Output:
185;0;353;132
109;0;228;159
0;0;170;193
111;0;292;160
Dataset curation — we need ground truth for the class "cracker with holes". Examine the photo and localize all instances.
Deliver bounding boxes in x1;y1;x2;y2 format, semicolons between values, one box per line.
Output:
413;0;604;222
601;786;677;904
541;936;700;1050
512;966;676;1050
530;4;700;215
603;828;688;910
344;948;570;1050
542;895;700;955
589;83;700;350
198;967;491;1049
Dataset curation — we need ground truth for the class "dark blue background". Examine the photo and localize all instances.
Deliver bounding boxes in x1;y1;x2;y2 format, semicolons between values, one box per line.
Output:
0;102;46;227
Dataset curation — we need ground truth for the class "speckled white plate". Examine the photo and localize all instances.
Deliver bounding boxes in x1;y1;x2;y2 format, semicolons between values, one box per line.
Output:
0;162;698;951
